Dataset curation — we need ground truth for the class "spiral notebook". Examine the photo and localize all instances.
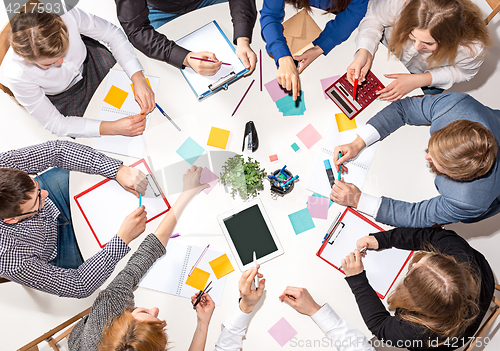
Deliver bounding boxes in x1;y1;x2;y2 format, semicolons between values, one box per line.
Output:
138;241;229;305
306;118;379;198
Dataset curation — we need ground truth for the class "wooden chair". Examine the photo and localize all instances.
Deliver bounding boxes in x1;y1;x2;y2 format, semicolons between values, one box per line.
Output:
0;21;15;100
17;307;91;351
485;0;500;24
0;277;10;284
464;283;500;350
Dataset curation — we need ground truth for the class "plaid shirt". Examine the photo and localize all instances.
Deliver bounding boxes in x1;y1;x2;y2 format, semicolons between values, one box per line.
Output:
0;141;130;298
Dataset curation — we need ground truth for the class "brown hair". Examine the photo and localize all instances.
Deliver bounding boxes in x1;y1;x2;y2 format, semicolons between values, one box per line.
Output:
387;251;480;346
285;0;352;15
389;0;491;67
98;309;168;351
10;11;69;62
428;120;498;181
0;169;36;219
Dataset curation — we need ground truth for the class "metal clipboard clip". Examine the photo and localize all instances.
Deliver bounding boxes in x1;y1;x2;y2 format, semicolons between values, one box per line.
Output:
146;174;162;197
208;72;236;91
327;222;345;245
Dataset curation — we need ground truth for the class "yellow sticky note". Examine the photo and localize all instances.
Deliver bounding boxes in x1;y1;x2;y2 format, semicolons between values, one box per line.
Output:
130;78;151;94
104;85;129;109
209;254;234;279
207;127;230;149
185;267;210;291
335;113;357;132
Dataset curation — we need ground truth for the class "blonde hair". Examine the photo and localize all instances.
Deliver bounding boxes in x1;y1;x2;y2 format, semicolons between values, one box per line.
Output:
428;120;497;181
389;0;492;67
387;251;480;346
98;309;168;351
10;11;69;62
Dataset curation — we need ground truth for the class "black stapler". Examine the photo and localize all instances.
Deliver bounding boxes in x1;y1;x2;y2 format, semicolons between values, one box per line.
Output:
242;121;259;152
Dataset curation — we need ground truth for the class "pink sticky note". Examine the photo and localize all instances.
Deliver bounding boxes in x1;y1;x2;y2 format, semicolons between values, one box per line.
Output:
321;75;341;99
296;124;322;149
200;167;219;194
264;79;290;102
269;154;278;162
307;195;329;220
268;317;298;347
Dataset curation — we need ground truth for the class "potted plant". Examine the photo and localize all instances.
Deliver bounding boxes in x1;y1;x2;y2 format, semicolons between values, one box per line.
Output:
219;155;266;200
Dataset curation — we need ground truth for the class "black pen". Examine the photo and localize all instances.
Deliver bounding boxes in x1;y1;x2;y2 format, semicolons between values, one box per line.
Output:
156;103;181;131
193;281;212;308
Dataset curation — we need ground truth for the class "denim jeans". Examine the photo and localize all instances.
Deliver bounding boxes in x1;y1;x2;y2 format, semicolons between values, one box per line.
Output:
148;0;228;29
39;168;83;269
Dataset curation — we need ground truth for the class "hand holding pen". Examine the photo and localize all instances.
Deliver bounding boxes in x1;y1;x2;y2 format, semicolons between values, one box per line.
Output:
238;265;265;313
341;248;366;277
333;136;367;174
184;51;222;76
191;285;215;325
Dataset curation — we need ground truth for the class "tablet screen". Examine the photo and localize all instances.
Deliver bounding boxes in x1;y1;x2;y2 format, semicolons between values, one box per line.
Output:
223;204;278;265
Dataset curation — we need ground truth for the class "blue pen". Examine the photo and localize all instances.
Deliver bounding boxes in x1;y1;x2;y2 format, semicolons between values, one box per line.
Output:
156;103;181;131
279;165;287;177
281;175;299;187
323;212;341;243
338;152;342;181
139;193;142;208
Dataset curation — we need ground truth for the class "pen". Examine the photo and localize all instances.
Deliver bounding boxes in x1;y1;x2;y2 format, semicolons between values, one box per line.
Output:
352;75;359;100
156;103;181;131
139;193;142;208
193;281;213;308
190;56;230;66
281;175;298;187
253;251;259;288
323;212;341;243
324;159;335;187
338;152;342;181
170;233;180;239
339;247;367;271
232;79;254;116
259;49;262;91
279;165;287;177
188;244;210;276
268;175;285;182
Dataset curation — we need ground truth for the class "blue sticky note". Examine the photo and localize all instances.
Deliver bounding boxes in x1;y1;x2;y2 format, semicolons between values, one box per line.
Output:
176;137;205;165
291;143;300;152
288;208;315;235
275;92;306;116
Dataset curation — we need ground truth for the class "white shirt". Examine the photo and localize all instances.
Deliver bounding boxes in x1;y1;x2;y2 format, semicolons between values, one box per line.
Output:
2;7;144;138
355;0;486;90
214;303;375;351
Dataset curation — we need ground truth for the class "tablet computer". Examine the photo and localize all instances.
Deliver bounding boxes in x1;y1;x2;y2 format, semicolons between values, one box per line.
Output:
217;198;284;271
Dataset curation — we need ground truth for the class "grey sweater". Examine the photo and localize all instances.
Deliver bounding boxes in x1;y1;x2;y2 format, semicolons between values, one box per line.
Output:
68;234;166;351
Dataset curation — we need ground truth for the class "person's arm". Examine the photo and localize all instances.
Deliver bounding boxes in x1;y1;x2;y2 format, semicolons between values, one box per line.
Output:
229;0;257;44
189;293;216;351
260;0;289;65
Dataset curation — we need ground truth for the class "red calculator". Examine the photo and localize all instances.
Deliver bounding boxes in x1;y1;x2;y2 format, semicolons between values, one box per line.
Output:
325;71;385;120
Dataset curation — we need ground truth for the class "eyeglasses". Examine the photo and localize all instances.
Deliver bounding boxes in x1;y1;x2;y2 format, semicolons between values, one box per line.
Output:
16;175;42;218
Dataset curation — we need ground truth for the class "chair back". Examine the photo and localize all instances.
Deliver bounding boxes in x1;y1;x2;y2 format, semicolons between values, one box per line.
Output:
485;0;500;24
0;21;15;98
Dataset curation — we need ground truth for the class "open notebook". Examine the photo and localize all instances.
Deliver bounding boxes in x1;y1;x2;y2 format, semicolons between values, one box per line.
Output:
176;21;248;100
306;118;379;198
138;241;229;306
92;69;160;158
317;208;413;299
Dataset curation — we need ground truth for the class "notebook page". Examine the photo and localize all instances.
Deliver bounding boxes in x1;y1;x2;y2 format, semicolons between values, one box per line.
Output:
75;161;169;247
176;21;246;98
92;69;160;158
319;210;411;297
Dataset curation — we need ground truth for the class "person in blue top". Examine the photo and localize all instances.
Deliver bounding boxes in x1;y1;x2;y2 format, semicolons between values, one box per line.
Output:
260;0;369;100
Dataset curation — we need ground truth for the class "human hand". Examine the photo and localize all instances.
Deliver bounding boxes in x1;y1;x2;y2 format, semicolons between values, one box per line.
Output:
333;136;366;173
116;165;148;197
277;56;300;101
238;265;265;313
377;73;431;101
184;51;221;76
236;37;257;75
131;71;155;114
356;236;379;254
279;287;321;316
191;292;215;325
293;45;323;74
330;178;361;207
100;114;147;136
347;49;373;85
182;165;210;198
116;206;147;245
342;249;364;277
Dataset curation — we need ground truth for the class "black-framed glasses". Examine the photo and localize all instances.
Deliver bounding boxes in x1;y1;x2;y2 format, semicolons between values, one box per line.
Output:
16;175;42;217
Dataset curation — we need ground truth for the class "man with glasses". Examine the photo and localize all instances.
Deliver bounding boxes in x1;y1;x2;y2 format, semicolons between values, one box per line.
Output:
0;140;148;298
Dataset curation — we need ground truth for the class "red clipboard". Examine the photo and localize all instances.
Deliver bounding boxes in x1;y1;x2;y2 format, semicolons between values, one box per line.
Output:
317;207;413;299
74;158;171;248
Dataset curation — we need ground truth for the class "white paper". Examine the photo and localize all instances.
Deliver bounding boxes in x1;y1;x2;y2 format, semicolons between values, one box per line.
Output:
176;21;246;99
319;210;411;297
75;160;168;247
93;69;160;158
306;119;379;198
139;241;229;306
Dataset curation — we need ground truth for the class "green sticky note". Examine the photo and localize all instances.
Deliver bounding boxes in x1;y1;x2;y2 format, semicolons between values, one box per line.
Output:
288;208;315;235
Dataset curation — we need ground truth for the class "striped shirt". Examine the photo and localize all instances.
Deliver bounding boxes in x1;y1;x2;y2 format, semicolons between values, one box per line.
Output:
0;140;131;298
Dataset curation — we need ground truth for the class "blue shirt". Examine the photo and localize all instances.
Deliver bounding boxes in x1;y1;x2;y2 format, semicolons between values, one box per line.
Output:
260;0;369;65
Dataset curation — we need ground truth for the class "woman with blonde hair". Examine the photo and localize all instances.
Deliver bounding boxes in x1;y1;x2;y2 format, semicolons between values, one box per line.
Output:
346;0;491;101
342;227;494;350
3;7;155;138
